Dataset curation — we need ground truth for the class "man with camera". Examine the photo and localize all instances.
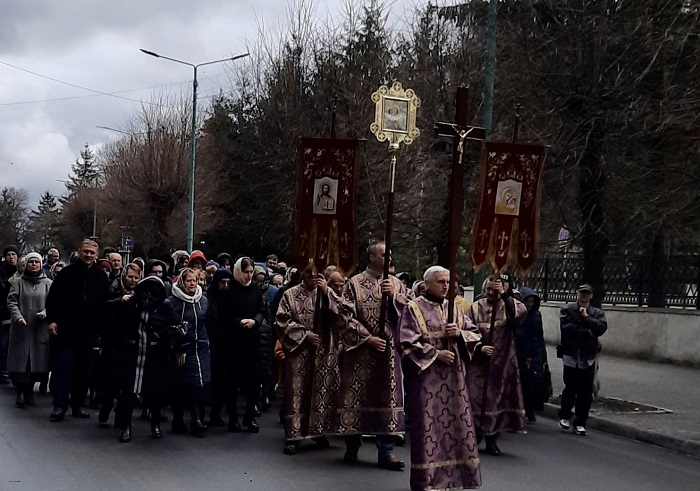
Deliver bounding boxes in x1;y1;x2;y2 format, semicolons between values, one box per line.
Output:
558;284;608;436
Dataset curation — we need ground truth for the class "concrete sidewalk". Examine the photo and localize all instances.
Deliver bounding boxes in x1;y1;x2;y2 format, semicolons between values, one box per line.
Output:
542;346;700;457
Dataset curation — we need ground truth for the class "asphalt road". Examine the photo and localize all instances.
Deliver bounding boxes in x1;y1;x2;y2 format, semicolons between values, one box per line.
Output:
0;385;698;491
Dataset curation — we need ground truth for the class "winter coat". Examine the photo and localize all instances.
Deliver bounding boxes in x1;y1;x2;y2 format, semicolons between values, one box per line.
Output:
559;302;608;361
117;278;170;396
44;261;110;348
0;261;17;324
161;293;211;388
6;272;52;374
515;288;546;373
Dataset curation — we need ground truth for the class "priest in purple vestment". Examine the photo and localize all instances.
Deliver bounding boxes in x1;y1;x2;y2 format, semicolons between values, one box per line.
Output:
339;241;409;471
276;264;341;455
466;276;527;456
399;266;483;491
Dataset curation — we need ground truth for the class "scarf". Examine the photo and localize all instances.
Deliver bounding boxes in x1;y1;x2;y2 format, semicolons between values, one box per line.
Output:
233;257;252;286
172;268;203;303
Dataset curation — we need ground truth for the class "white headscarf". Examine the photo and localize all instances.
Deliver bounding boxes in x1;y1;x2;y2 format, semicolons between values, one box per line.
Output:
233;257;252;286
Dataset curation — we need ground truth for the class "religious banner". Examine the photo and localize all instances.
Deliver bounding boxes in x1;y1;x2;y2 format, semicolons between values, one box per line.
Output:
295;138;360;275
471;142;547;273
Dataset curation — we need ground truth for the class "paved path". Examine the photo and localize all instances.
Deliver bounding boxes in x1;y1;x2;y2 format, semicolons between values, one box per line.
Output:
0;382;698;491
546;346;700;455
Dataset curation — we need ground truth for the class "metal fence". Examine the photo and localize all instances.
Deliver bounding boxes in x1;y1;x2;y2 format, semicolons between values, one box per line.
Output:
519;253;700;309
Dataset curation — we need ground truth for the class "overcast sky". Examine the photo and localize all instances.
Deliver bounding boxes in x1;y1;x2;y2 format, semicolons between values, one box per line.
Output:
0;0;381;207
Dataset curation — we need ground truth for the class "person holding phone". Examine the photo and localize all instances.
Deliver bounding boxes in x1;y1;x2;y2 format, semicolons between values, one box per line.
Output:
558;284;608;436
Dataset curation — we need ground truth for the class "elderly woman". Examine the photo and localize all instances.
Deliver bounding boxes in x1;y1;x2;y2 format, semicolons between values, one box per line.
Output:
6;252;52;408
162;267;211;437
114;276;170;443
97;262;142;425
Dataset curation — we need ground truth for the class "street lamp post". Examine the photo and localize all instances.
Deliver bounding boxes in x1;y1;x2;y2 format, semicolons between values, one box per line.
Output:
140;48;249;252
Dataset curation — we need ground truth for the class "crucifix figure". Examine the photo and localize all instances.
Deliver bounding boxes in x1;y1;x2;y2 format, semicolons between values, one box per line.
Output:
434;86;486;323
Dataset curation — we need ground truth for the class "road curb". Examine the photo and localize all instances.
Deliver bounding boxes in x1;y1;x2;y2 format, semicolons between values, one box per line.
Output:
541;403;700;458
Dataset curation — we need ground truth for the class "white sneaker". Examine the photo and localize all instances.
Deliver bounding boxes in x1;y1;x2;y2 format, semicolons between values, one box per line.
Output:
574;426;587;436
559;418;571;430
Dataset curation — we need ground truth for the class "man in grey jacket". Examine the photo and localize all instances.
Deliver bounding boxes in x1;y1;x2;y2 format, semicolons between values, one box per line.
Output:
558;284;607;435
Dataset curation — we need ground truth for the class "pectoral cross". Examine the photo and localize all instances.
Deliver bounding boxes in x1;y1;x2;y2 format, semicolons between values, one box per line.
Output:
434;86;486;323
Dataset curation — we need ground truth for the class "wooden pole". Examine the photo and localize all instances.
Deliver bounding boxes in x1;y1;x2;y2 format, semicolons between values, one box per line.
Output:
446;86;470;324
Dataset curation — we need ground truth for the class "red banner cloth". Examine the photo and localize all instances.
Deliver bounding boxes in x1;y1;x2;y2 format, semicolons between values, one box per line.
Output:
471;142;547;274
295;138;360;275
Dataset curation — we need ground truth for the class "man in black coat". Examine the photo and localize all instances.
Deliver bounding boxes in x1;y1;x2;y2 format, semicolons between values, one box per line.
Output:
0;245;19;385
45;239;110;422
558;283;608;436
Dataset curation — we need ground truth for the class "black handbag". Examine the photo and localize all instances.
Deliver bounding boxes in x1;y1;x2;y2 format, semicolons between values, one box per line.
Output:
541;361;554;404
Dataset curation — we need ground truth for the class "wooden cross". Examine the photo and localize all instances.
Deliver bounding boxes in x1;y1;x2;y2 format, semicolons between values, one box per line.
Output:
434;86;486;323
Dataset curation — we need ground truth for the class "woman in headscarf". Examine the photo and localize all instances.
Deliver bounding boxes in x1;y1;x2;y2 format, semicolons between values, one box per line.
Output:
97;263;142;425
204;268;232;426
6;252;52;408
162;267;211;437
220;257;265;433
114;276;170;442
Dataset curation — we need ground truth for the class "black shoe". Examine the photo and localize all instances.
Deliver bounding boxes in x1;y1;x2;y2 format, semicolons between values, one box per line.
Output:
140;408;151;421
172;420;188;434
343;449;359;464
485;437;501;456
261;396;272;412
377;455;405;471
98;406;111;425
119;426;132;443
190;419;206;438
314;436;331;449
71;408;91;418
16;391;26;408
50;407;65;422
242;417;259;433
208;415;226;427
253;404;262;417
24;390;35;407
227;419;242;433
527;412;537;423
283;443;298;455
151;422;163;439
39;381;48;394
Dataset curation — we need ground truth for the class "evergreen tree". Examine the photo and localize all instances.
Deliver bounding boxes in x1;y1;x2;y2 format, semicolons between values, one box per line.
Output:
27;191;59;254
60;143;99;204
0;187;29;251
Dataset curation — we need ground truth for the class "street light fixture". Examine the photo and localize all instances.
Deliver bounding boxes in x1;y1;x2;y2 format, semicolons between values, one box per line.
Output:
140;48;250;252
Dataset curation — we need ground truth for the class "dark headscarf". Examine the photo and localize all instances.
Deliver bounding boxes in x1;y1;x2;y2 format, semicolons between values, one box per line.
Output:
207;268;233;296
134;276;166;309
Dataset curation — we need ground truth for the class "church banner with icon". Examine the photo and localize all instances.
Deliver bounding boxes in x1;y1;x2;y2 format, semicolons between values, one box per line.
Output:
471;142;547;273
295;138;360;275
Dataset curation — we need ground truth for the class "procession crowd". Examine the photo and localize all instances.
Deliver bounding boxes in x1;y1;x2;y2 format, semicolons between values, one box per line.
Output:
0;240;607;491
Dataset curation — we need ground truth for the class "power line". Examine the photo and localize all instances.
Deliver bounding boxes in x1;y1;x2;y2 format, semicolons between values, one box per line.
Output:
0;59;234;107
0;59;175;107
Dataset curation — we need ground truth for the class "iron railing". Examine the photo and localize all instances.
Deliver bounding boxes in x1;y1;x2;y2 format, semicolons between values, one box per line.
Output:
519;253;700;309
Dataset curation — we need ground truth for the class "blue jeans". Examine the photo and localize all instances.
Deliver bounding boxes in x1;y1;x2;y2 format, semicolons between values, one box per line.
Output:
345;435;395;460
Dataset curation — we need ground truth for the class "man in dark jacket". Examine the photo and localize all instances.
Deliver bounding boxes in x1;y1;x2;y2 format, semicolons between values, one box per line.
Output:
558;283;607;435
0;245;20;384
45;239;110;422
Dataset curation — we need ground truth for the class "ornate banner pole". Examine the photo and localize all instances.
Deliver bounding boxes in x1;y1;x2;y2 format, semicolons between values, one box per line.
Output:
370;82;420;347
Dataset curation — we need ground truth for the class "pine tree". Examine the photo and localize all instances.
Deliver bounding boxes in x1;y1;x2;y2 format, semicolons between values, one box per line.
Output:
27;191;59;254
60;143;99;204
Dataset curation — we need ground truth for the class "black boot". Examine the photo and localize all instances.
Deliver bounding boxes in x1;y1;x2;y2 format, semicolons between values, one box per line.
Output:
190;418;206;438
209;405;225;427
485;435;501;456
119;425;132;443
242;415;259;433
228;416;242;433
151;421;163;439
16;389;26;408
24;386;35;407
